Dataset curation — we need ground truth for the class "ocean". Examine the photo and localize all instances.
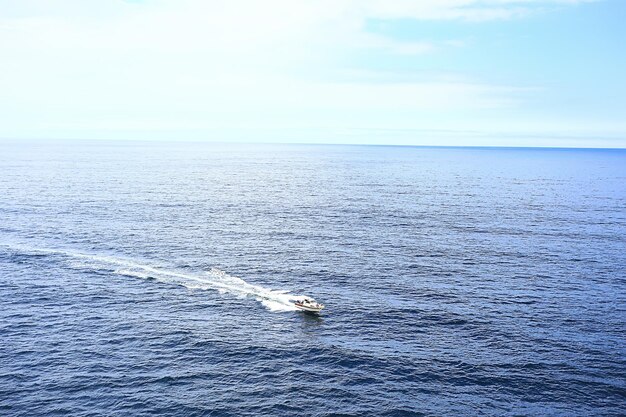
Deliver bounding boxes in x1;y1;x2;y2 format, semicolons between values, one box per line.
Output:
1;141;624;416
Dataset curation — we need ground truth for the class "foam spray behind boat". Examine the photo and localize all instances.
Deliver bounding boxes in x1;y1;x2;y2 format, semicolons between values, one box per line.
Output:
3;243;323;313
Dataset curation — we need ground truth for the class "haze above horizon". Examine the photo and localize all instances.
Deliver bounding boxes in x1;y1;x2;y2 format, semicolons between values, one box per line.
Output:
1;0;624;148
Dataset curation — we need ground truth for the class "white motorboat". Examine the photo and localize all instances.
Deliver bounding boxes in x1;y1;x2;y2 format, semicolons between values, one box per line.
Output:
294;297;325;313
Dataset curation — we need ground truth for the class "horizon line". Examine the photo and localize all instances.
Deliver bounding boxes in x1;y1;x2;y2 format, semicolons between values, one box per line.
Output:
1;137;625;151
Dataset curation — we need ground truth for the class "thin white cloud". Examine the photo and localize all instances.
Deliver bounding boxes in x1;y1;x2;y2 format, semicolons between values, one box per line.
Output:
0;0;608;143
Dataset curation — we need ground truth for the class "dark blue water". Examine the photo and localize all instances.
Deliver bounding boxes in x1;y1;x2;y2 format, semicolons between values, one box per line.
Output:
1;141;625;416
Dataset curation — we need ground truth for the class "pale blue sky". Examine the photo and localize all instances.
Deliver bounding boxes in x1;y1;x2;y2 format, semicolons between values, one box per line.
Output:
1;0;624;147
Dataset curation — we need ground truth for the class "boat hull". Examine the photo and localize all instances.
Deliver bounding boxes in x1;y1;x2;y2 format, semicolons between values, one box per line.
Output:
294;304;324;313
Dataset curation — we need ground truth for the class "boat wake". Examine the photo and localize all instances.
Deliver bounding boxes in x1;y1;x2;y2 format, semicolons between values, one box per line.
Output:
2;244;302;312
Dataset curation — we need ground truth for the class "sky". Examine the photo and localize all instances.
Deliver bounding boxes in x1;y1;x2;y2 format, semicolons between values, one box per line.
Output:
0;0;625;147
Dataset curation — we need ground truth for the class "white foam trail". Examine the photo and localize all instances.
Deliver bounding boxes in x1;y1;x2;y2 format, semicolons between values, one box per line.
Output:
3;244;301;312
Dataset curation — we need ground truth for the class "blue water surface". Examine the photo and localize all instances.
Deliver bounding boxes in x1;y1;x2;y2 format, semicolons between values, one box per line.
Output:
0;141;625;416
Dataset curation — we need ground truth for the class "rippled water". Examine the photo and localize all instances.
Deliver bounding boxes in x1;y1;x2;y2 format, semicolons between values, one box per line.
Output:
1;141;625;416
